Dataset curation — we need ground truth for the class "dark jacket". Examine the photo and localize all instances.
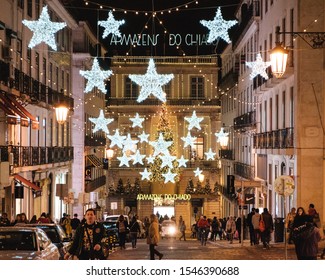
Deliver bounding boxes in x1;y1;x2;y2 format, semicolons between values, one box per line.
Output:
116;220;129;234
129;220;140;233
261;212;273;231
68;221;105;258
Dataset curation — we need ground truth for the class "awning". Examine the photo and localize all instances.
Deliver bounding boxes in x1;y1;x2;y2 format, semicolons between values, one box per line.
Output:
14;174;41;191
86;154;103;167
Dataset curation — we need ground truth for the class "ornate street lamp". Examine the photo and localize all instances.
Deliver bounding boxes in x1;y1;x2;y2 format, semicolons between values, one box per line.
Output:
55;104;69;125
198;173;205;183
105;148;114;167
215;127;229;149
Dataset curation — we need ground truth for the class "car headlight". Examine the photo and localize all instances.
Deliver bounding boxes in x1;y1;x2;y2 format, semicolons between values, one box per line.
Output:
168;227;176;235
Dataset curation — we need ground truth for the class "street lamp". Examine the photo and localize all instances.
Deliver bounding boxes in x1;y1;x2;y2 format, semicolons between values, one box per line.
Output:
215;127;229;149
55;104;69;125
106;148;114;167
270;26;325;78
198;173;205;183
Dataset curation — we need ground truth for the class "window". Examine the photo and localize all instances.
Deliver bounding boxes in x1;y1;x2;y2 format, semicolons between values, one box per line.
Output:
190;77;204;99
61;70;65;93
289;87;294;127
35;52;39;80
36;0;40;18
163;82;171;99
42;118;46;147
27;0;32;17
265;0;268;14
124;76;138;99
18;0;24;9
282;91;286;128
27;48;31;76
275;94;278;130
190;137;204;160
49;63;53;88
56;66;59;91
42;58;46;84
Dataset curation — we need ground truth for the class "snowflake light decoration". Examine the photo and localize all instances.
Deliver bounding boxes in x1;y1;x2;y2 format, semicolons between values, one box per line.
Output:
146;155;155;164
205;148;216;160
98;10;125;39
162;169;177;184
107;129;126;149
117;153;131;167
129;58;174;103
130;113;145;128
140;168;152;181
149;133;173;156
245;53;272;80
89;109;113;134
130;150;146;165
185;111;204;130
177;155;188;167
159;153;177;169
22;6;66;50
138;131;150;143
181;132;197;148
79;58;112;94
200;7;237;43
122;133;138;153
194;167;203;177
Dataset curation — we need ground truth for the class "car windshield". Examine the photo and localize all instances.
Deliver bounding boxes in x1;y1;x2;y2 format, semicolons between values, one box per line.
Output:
38;228;60;243
0;231;37;251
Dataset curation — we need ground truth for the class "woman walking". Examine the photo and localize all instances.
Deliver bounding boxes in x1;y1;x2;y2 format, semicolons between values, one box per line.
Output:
147;214;163;260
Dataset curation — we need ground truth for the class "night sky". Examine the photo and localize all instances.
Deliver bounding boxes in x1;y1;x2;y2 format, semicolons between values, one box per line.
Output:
61;0;240;56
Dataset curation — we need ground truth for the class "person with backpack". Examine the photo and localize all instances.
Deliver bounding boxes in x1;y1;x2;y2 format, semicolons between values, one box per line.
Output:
129;216;141;248
116;214;128;249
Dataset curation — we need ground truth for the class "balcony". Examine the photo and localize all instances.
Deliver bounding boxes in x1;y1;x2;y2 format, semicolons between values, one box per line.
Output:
253;127;294;149
234;162;255;180
0;145;74;166
234;111;256;131
219;149;234;160
85;135;106;147
85;175;106;193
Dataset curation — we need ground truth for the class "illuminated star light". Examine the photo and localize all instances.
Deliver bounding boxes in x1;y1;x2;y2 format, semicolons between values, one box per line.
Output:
194;167;203;177
122;133;139;153
117;153;131;167
22;6;66;50
162;169;177;184
215;128;229;142
89;109;113;134
140;168;152;181
107;129;126;149
131;150;146;165
98;10;125;39
205;148;216;160
146;155;155;164
149;133;173;156
138;131;150;143
181;132;197;148
159;153;177;169
200;7;237;43
245;53;272;80
130;113;145;128
79;58;113;94
177;155;188;167
185;111;204;130
129;58;174;103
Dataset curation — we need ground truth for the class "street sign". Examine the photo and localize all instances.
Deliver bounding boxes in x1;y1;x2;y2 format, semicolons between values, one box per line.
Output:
245;194;255;204
234;180;261;188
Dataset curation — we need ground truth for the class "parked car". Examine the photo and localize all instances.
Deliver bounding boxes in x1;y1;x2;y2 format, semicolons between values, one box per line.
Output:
160;219;177;239
105;215;130;224
0;227;60;260
101;220;130;244
20;223;70;259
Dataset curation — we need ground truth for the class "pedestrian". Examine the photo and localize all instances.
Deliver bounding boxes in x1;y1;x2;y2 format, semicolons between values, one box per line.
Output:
260;208;273;249
0;213;11;226
197;215;210;245
64;208;106;260
226;216;236;244
147;213;163;260
129;216;140;248
29;215;37;224
116;214;128;249
63;214;72;237
286;207;296;244
37;212;50;223
246;208;255;245
20;213;29;224
210;217;219;241
251;208;261;245
179;220;186;241
71;213;81;238
235;216;242;243
308;203;321;228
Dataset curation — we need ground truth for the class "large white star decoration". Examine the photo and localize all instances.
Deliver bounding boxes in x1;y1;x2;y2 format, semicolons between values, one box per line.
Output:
107;129;126;149
98;10;125;39
200;7;237;43
149;133;173;156
177;155;188;167
130;113;145;128
79;58;112;94
129;58;174;103
138;131;150;143
131;150;146;165
205;148;216;160
181;132;197;148
122;133;138;152
140;168;152;181
245;53;272;80
159;153;177;169
162;169;177;184
22;6;66;50
146;155;155;164
89;109;113;134
215;128;229;142
185;110;204;130
194;167;203;177
117;153;131;167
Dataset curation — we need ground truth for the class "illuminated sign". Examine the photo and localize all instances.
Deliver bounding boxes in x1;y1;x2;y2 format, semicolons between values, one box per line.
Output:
137;194;191;200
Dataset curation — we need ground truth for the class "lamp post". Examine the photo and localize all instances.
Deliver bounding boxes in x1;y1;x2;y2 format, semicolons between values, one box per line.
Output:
215;127;229;149
198;173;205;183
106;148;114;167
55;104;69;125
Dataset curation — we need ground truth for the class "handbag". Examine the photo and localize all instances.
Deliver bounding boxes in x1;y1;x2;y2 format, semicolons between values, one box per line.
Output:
259;215;266;232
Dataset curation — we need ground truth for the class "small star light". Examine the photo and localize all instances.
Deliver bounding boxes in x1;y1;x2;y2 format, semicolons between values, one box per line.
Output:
117;153;131;167
194;167;203;177
181;132;197;148
122;133;138;152
129;58;174;103
177;155;188;167
138;131;150;143
162;169;177;184
98;10;125;39
205;148;216;160
245;53;272;80
185;111;204;130
130;113;145;128
107;129;126;149
146;155;155;164
79;58;112;94
89;109;113;134
159;153;177;169
140;168;152;181
22;6;66;50
131;150;146;165
149;133;173;156
200;7;237;43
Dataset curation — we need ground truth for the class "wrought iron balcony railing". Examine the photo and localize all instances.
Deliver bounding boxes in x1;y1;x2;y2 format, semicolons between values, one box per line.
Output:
253;127;294;149
234;162;255;180
234;111;256;131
